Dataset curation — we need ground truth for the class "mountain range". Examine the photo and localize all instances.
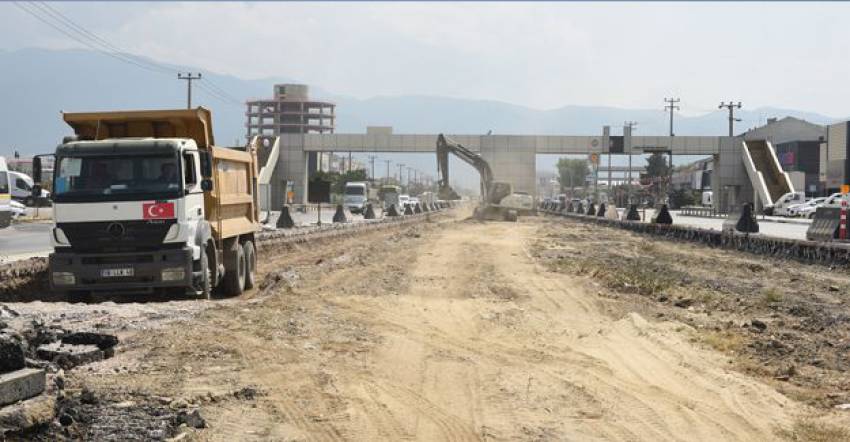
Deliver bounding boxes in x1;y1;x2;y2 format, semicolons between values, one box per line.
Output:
0;47;841;185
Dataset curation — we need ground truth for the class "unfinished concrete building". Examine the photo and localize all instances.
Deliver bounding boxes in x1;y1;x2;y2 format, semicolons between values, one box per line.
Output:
246;84;335;171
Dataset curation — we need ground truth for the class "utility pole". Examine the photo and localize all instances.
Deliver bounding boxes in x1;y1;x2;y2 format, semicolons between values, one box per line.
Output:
398;163;405;187
347;152;352;172
664;98;680;199
664;98;680;137
385;160;392;184
719;101;742;137
625;121;638;204
177;72;202;109
368;155;377;181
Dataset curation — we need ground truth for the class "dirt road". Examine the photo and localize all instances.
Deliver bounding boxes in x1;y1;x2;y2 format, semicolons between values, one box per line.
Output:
31;215;850;440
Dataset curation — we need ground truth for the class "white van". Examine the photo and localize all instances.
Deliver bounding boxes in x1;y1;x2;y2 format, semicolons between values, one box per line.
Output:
9;171;50;206
0;157;11;228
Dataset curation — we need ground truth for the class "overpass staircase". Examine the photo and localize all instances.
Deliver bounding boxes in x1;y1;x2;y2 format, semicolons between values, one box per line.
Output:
741;139;794;207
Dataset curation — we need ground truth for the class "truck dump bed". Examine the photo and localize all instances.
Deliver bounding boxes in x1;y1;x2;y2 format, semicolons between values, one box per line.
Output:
62;107;260;241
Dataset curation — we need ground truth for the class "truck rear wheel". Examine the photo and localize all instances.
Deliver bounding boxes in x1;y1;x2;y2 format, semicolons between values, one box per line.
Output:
242;240;256;290
220;239;246;296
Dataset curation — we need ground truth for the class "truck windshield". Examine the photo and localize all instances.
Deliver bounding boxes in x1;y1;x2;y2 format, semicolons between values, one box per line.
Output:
0;172;8;194
54;155;180;202
345;186;365;196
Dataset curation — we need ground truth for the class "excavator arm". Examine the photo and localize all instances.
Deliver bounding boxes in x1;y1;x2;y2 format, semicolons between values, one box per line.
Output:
436;134;494;202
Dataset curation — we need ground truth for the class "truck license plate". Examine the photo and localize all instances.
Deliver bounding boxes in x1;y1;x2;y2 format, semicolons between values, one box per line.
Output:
101;268;134;278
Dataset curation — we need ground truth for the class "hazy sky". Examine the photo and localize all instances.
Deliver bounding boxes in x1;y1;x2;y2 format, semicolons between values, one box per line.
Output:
2;2;849;115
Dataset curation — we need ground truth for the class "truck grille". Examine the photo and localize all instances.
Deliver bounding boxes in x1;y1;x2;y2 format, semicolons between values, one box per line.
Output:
59;220;176;253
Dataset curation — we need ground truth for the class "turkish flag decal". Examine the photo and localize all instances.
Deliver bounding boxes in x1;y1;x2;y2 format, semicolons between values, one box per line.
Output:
143;201;175;220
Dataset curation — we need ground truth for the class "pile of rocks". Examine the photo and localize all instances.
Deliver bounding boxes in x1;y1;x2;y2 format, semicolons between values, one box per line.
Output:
0;313;119;436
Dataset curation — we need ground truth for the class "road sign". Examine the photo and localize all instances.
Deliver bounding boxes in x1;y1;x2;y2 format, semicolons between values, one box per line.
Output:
841;184;849;194
589;153;599;165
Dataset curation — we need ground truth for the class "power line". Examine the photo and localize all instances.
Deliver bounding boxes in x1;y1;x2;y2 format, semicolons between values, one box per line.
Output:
15;1;243;107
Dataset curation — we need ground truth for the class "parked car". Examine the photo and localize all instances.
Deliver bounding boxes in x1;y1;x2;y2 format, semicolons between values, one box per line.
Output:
765;191;806;217
788;197;826;218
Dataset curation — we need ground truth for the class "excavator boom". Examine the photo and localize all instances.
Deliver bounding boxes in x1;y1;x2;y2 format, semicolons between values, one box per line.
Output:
436;134;493;202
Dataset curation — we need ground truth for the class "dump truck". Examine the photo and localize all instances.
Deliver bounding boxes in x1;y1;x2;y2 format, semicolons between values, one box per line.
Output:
436;134;534;221
33;108;260;299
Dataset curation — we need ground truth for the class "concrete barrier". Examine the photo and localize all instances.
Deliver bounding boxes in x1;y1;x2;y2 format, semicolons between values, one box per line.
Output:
624;204;641;221
363;203;376;220
547;210;850;267
807;207;841;242
596;203;606;217
332;205;348;223
277;206;296;229
723;204;759;233
586;203;596;216
605;205;619;220
404;205;414;216
651;204;673;225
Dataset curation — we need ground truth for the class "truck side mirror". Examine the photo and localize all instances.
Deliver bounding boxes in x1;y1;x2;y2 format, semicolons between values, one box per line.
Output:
199;150;212;179
33;156;42;183
201;178;214;192
32;184;42;202
31;156;43;202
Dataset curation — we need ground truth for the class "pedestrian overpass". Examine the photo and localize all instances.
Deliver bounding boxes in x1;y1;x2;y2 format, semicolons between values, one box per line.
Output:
273;126;751;212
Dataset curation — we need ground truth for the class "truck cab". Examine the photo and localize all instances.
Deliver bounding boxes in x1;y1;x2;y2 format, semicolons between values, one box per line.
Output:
37;108;260;299
343;181;369;214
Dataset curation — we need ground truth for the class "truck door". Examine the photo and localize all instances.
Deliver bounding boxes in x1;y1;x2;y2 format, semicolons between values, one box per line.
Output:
182;151;204;258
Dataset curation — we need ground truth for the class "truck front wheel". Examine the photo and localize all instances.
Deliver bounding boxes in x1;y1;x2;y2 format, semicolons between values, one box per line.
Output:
242;240;256;290
196;243;213;300
220;239;246;296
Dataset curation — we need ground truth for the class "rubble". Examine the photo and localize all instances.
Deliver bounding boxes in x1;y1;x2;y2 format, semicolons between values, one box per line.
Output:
0;368;45;407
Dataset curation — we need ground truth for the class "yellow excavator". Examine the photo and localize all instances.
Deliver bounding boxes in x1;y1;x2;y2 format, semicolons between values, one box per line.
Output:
436;134;534;221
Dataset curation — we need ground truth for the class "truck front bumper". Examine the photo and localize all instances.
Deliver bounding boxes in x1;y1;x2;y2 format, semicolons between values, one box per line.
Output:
49;247;194;292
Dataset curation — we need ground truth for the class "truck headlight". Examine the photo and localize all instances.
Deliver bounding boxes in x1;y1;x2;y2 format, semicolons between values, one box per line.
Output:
164;224;181;241
53;228;70;246
52;272;75;286
161;267;186;282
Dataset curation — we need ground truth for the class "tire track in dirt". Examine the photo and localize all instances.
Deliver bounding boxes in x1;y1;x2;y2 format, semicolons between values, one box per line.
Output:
325;221;807;441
